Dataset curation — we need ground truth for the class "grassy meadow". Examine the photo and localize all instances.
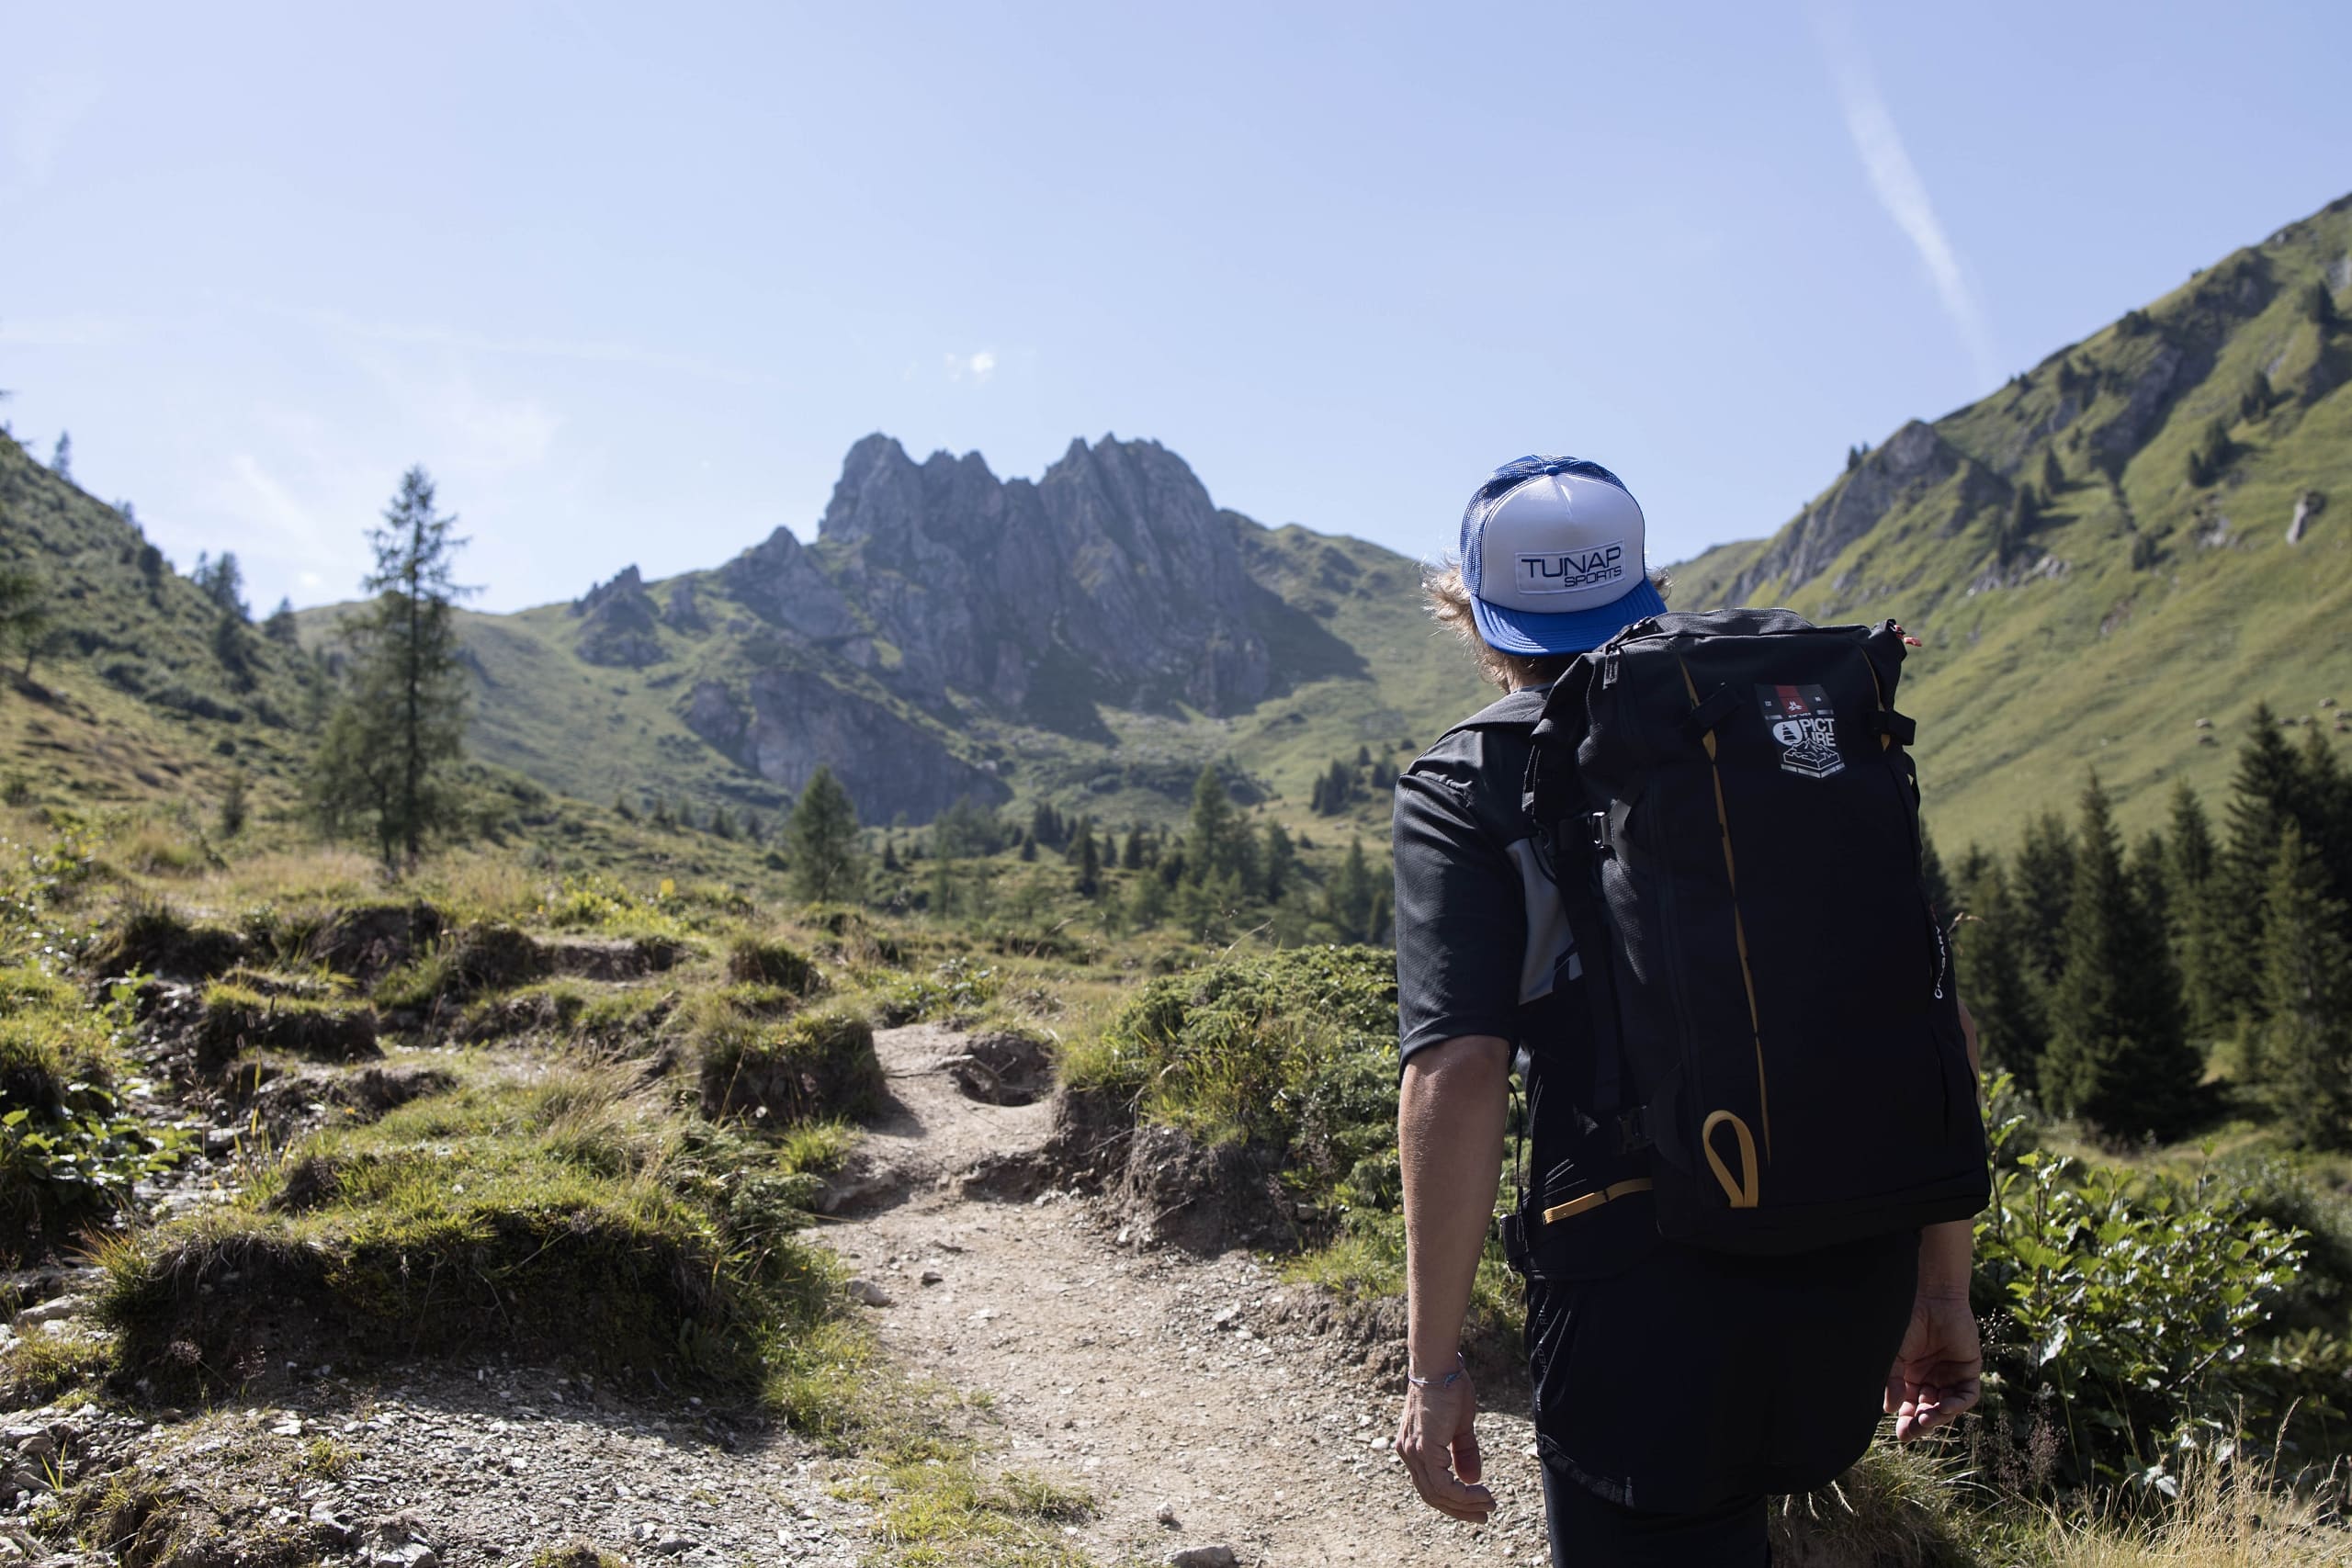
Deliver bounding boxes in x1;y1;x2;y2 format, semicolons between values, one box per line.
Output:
3;771;2351;1564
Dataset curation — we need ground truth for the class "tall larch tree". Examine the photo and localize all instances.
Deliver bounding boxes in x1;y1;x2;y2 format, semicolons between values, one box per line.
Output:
310;467;473;870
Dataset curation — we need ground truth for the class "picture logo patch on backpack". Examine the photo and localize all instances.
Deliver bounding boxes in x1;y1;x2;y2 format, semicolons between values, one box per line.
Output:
1758;684;1845;779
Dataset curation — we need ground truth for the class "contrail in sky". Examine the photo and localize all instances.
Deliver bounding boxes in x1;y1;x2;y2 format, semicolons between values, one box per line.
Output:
1810;5;1999;389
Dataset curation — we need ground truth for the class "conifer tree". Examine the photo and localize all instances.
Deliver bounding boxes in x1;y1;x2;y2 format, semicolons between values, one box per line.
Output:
2039;448;2063;496
262;597;300;645
196;550;249;619
2041;775;2199;1138
1029;800;1063;850
1262;821;1296;903
2165;783;2231;1041
0;566;50;679
48;431;71;481
1954;856;2046;1096
1186;766;1238;886
2256;822;2352;1147
212;606;254;691
786;765;863;904
2128;829;2170;937
2013;811;2077;983
2296;726;2352;908
1122;825;1146;871
310;468;473;870
217;768;249;839
1073;818;1102;897
1326;837;1379;942
1319;759;1353;817
1017;833;1036;863
2219;704;2307;1022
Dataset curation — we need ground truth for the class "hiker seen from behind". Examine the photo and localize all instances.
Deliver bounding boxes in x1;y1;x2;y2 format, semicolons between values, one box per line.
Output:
1389;453;1989;1565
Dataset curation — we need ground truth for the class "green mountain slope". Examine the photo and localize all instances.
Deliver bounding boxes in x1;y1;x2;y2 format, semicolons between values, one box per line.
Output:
389;510;1487;832
1671;192;2352;852
0;432;321;810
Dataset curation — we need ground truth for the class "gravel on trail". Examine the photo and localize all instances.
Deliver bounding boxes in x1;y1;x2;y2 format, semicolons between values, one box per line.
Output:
3;1022;1548;1566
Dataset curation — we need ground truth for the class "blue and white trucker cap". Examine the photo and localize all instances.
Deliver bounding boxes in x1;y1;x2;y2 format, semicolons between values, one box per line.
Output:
1459;455;1668;656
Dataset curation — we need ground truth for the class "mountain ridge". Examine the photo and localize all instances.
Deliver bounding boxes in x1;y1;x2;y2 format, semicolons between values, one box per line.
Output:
8;193;2348;851
1671;190;2352;851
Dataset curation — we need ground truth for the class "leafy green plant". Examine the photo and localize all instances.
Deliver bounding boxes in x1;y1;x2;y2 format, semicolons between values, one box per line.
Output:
0;1083;192;1258
1972;1090;2341;1491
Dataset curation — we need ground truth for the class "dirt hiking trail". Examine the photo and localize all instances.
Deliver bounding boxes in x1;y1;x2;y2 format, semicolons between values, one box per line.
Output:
4;1021;1550;1567
825;1021;1552;1566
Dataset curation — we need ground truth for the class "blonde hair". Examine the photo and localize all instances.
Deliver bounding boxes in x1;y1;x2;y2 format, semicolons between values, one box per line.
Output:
1423;558;1673;693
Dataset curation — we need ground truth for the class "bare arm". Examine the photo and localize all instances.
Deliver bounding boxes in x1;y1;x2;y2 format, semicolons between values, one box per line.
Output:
1890;999;1984;1438
1394;1032;1510;1520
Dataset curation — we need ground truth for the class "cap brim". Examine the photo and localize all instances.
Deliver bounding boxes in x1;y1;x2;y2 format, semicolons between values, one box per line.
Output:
1469;574;1668;656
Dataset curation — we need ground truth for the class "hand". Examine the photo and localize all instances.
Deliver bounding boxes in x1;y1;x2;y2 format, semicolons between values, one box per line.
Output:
1395;1362;1496;1523
1886;1292;1982;1440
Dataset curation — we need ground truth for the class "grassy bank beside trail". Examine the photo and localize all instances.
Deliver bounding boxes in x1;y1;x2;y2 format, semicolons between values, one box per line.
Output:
1081;944;2352;1563
8;799;2352;1565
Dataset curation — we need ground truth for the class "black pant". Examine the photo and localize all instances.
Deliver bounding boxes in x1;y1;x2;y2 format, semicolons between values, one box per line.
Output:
1541;1463;1766;1566
1527;1229;1918;1520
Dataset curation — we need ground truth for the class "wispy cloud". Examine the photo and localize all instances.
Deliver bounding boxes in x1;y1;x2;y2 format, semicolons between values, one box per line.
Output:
280;304;779;389
1810;5;1998;387
944;348;998;385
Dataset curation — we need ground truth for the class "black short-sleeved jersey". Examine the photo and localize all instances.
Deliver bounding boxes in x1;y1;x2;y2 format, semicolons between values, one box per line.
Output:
1392;684;1650;1263
1392;687;1577;1066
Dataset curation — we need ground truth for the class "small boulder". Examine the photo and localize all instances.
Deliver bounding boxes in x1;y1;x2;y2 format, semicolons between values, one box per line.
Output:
946;1030;1055;1106
1168;1547;1239;1568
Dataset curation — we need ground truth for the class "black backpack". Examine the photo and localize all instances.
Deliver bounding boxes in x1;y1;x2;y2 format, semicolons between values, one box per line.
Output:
1514;609;1988;1257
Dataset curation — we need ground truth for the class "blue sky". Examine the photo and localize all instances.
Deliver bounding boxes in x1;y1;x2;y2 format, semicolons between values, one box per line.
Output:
4;2;2347;614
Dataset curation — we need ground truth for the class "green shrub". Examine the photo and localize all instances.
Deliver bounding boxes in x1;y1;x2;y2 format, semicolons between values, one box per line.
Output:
534;874;696;942
726;935;823;996
698;1003;883;1125
1079;944;1396;1158
1972;1095;2344;1491
2;1082;191;1262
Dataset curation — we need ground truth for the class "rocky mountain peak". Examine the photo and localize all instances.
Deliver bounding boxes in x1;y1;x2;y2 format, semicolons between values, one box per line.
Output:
797;434;1273;721
570;565;664;668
